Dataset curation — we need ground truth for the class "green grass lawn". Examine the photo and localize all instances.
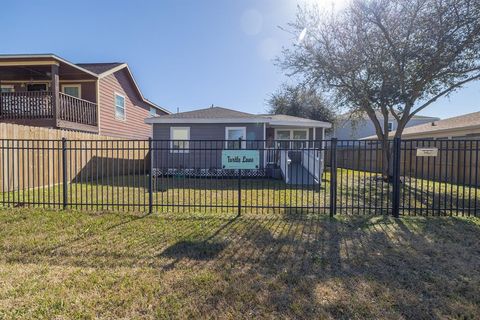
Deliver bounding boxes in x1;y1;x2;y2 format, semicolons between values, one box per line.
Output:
0;208;479;319
1;169;479;215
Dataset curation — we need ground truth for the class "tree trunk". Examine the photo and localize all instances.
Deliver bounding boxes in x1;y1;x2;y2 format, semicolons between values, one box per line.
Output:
381;136;392;182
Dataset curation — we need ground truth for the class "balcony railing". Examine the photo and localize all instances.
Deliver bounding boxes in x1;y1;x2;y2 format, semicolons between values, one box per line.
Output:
0;91;97;128
0;91;53;119
58;92;97;126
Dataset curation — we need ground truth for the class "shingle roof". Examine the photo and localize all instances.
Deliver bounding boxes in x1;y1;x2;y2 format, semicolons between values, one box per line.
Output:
146;106;332;128
401;111;480;135
362;111;480;139
260;114;323;123
76;62;124;74
159;106;257;119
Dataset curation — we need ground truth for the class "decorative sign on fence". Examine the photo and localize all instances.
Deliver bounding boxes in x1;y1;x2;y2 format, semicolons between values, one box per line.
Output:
416;147;439;157
222;150;260;169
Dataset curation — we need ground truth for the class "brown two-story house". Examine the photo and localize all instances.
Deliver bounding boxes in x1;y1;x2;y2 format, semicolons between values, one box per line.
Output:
0;54;170;139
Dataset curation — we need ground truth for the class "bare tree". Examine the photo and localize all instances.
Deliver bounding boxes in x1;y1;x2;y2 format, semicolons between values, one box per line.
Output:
268;84;336;127
280;0;480;180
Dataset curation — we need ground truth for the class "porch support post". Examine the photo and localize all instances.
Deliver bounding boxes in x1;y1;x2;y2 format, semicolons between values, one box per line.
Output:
51;64;60;126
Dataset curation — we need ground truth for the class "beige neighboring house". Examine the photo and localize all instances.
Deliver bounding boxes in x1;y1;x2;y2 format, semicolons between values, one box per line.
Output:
362;111;480;140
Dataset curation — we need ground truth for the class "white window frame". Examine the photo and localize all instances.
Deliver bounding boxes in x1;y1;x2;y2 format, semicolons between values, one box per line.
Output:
0;85;14;93
225;126;247;149
274;128;309;140
387;122;394;132
114;92;126;120
61;84;82;98
170;127;190;153
274;128;309;149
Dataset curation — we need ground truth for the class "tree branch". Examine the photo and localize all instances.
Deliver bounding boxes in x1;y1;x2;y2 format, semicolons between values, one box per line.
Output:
409;73;480;119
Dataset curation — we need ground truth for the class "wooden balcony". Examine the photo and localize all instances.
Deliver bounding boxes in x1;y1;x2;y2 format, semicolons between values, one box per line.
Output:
0;91;98;133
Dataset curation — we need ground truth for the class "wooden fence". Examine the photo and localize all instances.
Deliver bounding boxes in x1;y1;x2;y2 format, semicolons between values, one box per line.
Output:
325;141;480;186
0;123;148;193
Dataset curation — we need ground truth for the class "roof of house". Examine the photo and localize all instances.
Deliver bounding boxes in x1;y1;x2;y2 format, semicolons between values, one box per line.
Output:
0;54;169;113
362;111;480;139
76;62;124;74
145;106;332;128
159;107;256;119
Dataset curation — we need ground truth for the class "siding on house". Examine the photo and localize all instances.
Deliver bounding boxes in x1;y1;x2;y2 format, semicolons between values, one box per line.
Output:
333;115;440;140
98;69;166;139
153;123;265;141
152;122;266;169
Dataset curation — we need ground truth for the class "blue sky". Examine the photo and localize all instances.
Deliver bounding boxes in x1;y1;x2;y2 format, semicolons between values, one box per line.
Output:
1;0;478;119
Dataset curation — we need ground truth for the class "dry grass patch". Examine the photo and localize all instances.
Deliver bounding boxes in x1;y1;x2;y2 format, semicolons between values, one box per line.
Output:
0;209;479;319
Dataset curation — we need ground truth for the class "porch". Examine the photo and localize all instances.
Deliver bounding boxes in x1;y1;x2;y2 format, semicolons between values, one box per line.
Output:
0;56;99;133
0;91;98;132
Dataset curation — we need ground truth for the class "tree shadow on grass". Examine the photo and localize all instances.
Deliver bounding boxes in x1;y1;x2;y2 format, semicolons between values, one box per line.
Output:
1;210;479;318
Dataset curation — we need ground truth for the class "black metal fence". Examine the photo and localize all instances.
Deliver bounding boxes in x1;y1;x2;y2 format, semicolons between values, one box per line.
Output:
0;138;478;216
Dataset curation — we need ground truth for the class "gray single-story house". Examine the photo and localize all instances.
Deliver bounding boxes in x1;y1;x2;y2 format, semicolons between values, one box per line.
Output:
145;106;332;184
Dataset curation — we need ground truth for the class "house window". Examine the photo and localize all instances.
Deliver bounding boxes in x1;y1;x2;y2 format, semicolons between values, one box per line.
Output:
275;129;309;148
61;84;81;98
114;93;126;120
149;107;157;117
225;127;247;149
387;122;394;132
292;129;308;148
170;127;190;153
0;85;14;93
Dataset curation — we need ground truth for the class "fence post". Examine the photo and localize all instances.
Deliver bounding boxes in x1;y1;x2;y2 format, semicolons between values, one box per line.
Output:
148;137;153;214
329;138;337;217
237;137;242;217
392;137;401;218
62;137;68;209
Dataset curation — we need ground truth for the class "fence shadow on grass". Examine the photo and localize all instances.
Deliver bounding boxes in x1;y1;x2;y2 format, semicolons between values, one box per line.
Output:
2;210;479;318
401;182;480;215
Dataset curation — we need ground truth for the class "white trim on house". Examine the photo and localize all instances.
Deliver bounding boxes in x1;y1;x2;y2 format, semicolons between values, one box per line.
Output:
268;120;331;128
97;63;128;78
263;123;267;167
0;54;98;77
61;84;81;98
225;127;247;149
145;117;332;128
114;92;126;121
170;127;190;153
